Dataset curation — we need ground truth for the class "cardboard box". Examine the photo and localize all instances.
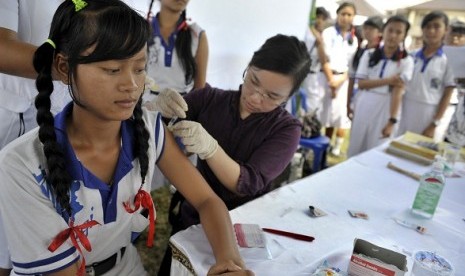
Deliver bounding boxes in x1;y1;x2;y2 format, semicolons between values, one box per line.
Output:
348;239;407;276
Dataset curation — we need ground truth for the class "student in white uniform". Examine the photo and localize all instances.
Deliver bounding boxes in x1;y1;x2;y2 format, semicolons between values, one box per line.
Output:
0;1;252;276
320;2;358;156
0;1;66;274
144;0;209;190
0;0;70;150
299;7;330;114
0;2;159;273
348;15;414;157
347;16;383;119
144;0;208;100
398;11;456;141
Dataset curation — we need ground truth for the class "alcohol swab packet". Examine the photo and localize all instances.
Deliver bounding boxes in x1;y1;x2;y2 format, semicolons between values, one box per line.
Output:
348;210;369;220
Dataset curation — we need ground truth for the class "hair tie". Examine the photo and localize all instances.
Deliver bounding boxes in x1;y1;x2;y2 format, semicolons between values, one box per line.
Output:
72;0;88;12
177;20;188;32
45;38;56;49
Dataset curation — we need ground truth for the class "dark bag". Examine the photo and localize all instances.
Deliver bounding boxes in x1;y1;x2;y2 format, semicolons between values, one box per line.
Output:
300;109;321;138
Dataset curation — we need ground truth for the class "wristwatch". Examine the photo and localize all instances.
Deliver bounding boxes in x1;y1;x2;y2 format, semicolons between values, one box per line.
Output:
389;117;398;124
432;119;440;127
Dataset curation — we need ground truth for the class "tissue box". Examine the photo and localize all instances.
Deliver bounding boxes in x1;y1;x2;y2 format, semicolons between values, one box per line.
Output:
348;239;407;276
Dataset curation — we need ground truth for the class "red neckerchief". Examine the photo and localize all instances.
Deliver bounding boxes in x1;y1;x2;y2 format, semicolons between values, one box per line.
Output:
123;188;156;247
48;219;100;276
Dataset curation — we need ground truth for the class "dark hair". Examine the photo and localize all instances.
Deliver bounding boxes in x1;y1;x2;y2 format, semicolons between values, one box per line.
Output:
364;16;384;31
175;10;197;85
336;2;356;15
148;1;196;85
316;7;330;20
369;15;410;67
248;34;311;95
33;0;151;215
351;26;366;70
450;20;465;34
421;10;449;29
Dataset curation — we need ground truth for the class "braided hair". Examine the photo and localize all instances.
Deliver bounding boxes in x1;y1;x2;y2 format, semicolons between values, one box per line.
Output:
368;15;410;68
33;0;151;216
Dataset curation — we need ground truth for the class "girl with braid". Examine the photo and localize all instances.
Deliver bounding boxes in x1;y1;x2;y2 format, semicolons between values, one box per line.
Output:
144;0;208;100
0;1;252;276
348;15;414;157
144;0;209;190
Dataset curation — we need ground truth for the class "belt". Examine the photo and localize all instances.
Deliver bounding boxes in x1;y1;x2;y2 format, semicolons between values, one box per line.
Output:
85;247;126;276
331;70;344;75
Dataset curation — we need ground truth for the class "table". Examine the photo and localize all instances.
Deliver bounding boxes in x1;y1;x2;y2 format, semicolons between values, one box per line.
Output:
169;143;465;275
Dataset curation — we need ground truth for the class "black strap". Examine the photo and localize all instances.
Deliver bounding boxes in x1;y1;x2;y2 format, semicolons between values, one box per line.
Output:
17;112;25;137
86;247;126;276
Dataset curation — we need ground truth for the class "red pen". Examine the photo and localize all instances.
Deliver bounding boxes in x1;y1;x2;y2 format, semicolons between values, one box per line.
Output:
262;228;315;242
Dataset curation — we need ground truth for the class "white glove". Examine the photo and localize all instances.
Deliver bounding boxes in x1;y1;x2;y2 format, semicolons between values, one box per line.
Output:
144;88;188;118
171;120;219;160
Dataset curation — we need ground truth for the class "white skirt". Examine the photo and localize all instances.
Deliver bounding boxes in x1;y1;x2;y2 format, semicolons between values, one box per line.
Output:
319;75;351;129
398;98;451;141
348;91;397;157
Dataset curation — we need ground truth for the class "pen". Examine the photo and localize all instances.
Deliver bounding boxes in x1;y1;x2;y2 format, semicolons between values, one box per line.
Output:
262;228;315;242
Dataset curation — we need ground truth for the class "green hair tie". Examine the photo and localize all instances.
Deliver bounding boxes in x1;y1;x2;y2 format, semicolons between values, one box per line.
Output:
45;38;56;49
72;0;88;12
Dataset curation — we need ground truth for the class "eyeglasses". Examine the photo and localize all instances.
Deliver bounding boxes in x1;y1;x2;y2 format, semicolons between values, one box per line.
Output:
242;70;287;106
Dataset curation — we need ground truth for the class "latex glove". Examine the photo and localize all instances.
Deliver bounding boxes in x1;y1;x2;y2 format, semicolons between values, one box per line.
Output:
144;88;188;118
171;120;219;160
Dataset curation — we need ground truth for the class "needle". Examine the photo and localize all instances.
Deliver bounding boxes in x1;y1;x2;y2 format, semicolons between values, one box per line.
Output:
168;117;178;128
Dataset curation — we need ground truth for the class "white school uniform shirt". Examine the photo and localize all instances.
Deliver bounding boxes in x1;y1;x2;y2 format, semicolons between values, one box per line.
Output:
319;25;358;128
0;103;165;275
399;47;456;139
322;25;358;74
145;17;204;100
300;28;325;113
348;49;414;157
0;0;71;150
404;47;456;104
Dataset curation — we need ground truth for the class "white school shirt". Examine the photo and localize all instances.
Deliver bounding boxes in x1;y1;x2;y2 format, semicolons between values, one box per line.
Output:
0;0;145;114
0;0;69;115
355;48;415;94
0;103;165;275
146;17;204;96
404;47;456;104
322;25;358;73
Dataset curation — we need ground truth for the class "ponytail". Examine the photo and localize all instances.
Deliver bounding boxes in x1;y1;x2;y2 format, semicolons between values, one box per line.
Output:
34;41;73;216
175;10;196;86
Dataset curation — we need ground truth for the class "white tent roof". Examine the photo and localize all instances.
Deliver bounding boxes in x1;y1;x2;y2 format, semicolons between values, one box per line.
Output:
409;0;465;11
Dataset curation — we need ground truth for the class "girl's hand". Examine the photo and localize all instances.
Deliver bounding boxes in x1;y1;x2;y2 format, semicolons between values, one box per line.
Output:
422;124;435;138
381;121;394;138
389;74;404;87
207;261;254;276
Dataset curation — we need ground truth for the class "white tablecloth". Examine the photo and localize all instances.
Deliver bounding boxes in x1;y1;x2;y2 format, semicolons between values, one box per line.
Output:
170;144;465;276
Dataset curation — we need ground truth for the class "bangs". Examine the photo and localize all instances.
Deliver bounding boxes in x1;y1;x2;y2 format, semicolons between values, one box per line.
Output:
75;5;150;64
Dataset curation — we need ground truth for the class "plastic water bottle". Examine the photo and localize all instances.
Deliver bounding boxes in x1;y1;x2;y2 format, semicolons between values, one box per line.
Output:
411;161;446;218
411;161;445;218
